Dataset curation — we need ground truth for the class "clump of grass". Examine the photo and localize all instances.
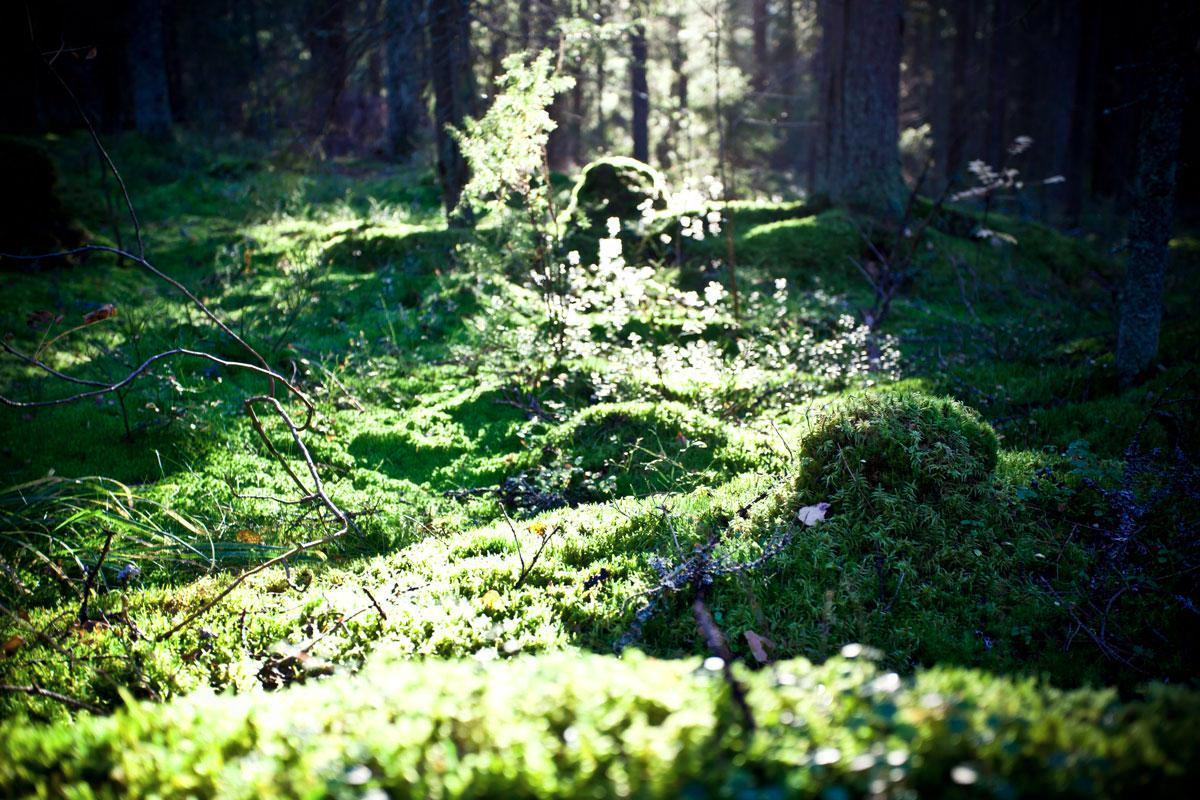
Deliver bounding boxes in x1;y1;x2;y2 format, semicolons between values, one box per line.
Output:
0;476;280;605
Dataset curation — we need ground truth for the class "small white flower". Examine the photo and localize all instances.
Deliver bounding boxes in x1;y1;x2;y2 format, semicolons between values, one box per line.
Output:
567;250;581;266
606;217;621;237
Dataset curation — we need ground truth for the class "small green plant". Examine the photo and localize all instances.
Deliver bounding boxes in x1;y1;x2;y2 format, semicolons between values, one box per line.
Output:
453;50;574;270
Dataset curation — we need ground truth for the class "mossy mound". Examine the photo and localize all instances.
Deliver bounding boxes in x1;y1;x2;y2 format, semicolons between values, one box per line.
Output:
541;401;763;498
0;138;87;268
4;651;1199;799
322;227;466;275
689;391;1060;673
796;391;999;501
566;156;666;232
648;208;861;290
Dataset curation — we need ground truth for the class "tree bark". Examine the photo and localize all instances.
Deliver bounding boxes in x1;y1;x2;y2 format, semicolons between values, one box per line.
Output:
983;0;1010;170
656;10;688;168
1116;5;1187;386
945;0;976;186
751;0;769;93
303;0;350;146
772;0;799;170
1035;0;1082;221
1064;7;1100;225
126;0;173;138
385;0;424;158
429;0;475;218
630;15;650;163
812;0;903;214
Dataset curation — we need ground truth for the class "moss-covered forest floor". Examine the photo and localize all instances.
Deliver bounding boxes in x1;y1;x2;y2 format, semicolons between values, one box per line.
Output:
1;134;1199;797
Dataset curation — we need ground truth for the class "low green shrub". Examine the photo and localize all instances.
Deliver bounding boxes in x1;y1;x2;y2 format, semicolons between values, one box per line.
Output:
2;651;1197;799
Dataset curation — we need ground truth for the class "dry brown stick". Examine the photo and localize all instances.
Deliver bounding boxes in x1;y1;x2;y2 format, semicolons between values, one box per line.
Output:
692;585;756;732
363;587;388;622
78;529;115;625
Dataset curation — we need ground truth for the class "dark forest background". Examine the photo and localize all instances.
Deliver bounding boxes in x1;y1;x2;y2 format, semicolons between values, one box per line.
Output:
3;0;1197;232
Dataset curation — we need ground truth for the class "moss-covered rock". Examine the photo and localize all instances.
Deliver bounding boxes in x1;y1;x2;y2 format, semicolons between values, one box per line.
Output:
566;156;666;232
322;227;466;275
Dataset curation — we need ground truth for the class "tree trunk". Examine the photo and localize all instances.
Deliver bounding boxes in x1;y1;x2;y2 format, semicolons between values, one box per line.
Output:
656;11;688;168
1035;0;1082;221
629;16;650;163
812;0;903;214
983;0;1010;170
751;0;769;93
385;0;424;158
126;0;172;137
429;0;475;218
1116;5;1187;386
773;0;799;170
304;0;349;147
945;0;975;186
1064;9;1100;226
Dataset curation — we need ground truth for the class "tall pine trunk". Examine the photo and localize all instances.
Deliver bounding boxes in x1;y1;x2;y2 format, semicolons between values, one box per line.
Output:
630;15;650;163
303;0;349;147
751;0;769;93
812;0;903;214
984;0;1010;170
656;11;688;168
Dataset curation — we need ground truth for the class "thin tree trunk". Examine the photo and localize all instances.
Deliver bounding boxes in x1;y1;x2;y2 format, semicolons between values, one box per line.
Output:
630;12;650;163
945;0;975;186
984;0;1009;170
385;0;424;158
1116;5;1187;386
1038;0;1082;221
751;0;769;93
656;10;687;168
774;0;799;170
126;0;172;137
304;0;350;147
429;0;475;218
1065;7;1100;225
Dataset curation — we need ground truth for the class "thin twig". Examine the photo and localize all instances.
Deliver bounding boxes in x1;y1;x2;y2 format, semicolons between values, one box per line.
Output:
77;529;115;625
0;683;103;714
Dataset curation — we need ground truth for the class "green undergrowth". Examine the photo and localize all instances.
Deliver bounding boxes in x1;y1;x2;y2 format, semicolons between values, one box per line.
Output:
1;390;1164;720
1;136;1198;787
4;651;1198;799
